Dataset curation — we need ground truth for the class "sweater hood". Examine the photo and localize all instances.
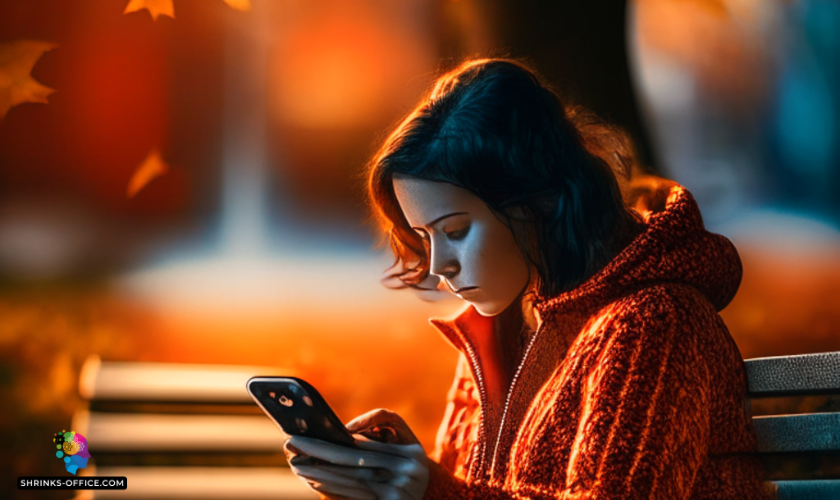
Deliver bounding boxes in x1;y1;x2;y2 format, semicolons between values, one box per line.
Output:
535;181;742;314
429;181;743;353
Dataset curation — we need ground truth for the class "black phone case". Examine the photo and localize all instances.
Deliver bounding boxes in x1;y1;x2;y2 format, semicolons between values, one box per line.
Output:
247;376;356;447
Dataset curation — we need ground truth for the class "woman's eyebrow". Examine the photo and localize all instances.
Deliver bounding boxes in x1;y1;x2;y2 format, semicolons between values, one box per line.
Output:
413;212;468;230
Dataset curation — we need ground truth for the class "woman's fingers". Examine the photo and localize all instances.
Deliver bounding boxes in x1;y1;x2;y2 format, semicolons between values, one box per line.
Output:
387;471;421;491
288;435;410;470
346;409;421;446
292;465;367;489
365;480;422;500
305;479;377;500
286;434;430;498
283;438;297;459
284;438;323;467
288;454;314;467
346;408;400;433
293;464;378;500
353;437;426;461
314;464;394;483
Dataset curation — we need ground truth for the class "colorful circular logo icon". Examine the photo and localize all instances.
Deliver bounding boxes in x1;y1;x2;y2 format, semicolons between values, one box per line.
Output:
53;430;91;475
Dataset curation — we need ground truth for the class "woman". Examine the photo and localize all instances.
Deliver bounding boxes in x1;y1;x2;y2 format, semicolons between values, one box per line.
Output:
285;59;769;500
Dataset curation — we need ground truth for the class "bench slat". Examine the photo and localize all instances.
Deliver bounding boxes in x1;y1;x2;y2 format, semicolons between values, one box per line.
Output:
773;479;840;500
753;413;840;453
72;411;285;452
745;352;840;397
79;356;287;403
74;466;315;499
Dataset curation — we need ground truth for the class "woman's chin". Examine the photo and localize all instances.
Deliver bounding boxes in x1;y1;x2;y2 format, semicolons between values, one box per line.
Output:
471;301;508;317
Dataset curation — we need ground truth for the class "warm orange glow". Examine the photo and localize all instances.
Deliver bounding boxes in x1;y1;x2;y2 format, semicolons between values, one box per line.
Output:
646;0;729;17
722;245;840;358
54;8;172;209
0;40;57;120
271;3;433;129
132;296;462;451
127;148;169;198
223;0;251;12
123;0;175;21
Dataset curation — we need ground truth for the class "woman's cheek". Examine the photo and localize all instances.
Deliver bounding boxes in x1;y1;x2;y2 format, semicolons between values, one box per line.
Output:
466;239;490;286
468;227;491;271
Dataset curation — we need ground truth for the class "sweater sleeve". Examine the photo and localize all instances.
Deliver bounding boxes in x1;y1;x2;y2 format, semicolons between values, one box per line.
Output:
423;287;712;500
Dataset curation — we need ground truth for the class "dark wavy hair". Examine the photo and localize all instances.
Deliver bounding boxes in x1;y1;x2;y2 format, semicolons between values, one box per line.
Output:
367;59;645;298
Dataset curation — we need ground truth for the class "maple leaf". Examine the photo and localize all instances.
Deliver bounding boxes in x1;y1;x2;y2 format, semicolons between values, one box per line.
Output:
0;40;57;120
124;0;175;21
127;148;169;198
223;0;251;11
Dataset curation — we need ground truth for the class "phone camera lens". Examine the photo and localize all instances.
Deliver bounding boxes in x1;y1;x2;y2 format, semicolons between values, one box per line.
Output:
279;395;293;407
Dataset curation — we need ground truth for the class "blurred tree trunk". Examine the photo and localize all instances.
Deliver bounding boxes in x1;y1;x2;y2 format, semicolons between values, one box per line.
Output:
487;0;660;173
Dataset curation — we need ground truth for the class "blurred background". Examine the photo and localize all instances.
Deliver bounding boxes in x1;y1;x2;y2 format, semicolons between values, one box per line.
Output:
1;0;838;498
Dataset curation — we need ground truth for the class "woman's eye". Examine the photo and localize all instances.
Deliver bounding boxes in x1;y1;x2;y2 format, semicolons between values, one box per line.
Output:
444;226;470;241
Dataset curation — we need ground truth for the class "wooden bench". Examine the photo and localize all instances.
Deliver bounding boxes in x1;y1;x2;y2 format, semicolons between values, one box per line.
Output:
746;351;840;500
73;351;840;499
71;355;316;499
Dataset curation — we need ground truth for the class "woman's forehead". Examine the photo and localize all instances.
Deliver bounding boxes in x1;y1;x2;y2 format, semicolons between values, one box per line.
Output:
392;177;484;227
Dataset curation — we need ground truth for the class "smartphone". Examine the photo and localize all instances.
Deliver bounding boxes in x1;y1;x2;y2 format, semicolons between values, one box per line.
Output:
247;376;357;448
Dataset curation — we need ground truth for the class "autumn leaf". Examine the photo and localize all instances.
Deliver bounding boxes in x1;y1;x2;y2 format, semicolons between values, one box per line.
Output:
223;0;251;11
0;40;57;120
124;0;175;21
127;148;169;198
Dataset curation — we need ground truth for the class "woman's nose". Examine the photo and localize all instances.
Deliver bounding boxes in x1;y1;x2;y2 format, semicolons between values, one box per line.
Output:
429;245;460;279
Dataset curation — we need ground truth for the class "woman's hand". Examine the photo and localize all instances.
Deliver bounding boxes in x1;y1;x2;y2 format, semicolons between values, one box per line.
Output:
284;409;430;500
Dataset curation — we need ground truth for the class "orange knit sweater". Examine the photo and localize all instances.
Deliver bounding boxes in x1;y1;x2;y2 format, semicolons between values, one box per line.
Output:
423;184;769;500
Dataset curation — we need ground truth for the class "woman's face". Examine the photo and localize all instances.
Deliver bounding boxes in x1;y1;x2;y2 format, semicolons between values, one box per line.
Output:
393;176;531;316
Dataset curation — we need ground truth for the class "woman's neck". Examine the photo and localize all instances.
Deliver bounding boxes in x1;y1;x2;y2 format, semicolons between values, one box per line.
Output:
490;285;539;386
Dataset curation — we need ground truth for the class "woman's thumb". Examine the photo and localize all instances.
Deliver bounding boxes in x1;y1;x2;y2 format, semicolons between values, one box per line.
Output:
346;409;419;445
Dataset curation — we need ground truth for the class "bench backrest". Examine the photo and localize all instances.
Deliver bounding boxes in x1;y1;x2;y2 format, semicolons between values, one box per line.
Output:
71;355;315;500
745;351;840;500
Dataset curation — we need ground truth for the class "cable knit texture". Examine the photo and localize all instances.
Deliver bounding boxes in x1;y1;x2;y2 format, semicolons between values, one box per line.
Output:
424;184;769;500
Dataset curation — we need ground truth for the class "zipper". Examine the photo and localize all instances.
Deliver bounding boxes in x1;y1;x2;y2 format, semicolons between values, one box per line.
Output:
453;327;490;479
488;320;544;477
440;308;546;480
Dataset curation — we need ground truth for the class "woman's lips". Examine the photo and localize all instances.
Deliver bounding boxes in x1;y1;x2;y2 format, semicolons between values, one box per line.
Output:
453;286;478;296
